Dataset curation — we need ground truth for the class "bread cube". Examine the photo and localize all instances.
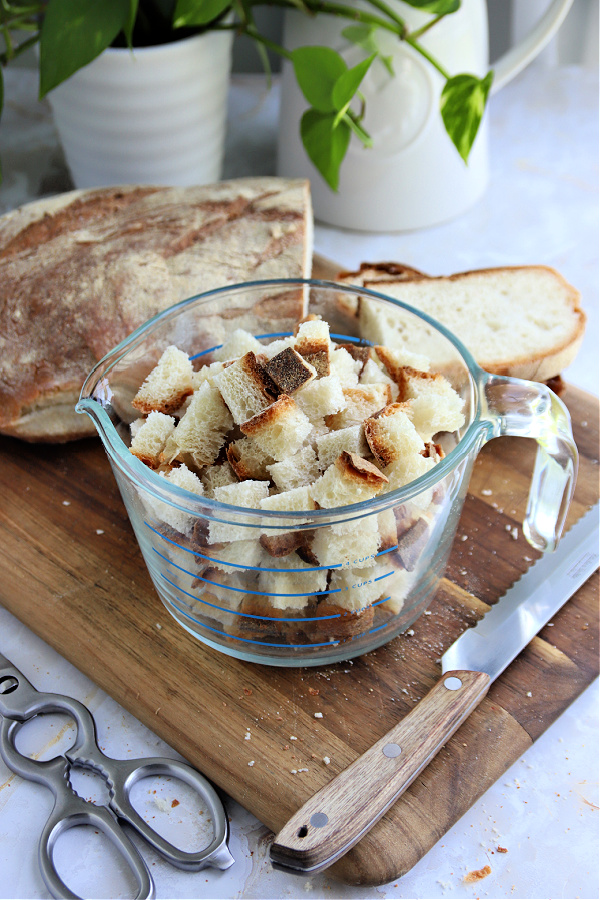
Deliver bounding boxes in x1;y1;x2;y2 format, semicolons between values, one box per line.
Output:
312;515;380;570
359;358;399;401
212;328;264;362
315;424;369;470
383;453;437;509
310;453;388;510
364;402;424;468
264;348;316;394
329;565;386;611
209;479;270;543
294;317;331;376
377;568;415;614
240;394;312;461
200;461;238;497
171;381;233;468
267;445;320;492
257;554;328;609
131;346;194;415
325;384;392;430
294;373;346;422
226;437;275;481
192;360;228;389
260;486;316;513
130;411;175;468
329;347;361;387
375;344;430;379
213;351;277;425
208;539;262;574
396;368;465;442
143;463;204;535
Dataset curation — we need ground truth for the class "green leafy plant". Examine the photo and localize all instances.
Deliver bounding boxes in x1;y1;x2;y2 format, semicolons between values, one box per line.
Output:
0;0;493;187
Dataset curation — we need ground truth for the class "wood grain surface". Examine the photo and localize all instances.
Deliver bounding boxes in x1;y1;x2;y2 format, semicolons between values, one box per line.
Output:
0;262;597;886
271;669;491;873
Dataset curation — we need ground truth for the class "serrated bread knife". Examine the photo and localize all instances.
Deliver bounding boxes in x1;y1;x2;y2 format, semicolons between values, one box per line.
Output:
270;503;599;875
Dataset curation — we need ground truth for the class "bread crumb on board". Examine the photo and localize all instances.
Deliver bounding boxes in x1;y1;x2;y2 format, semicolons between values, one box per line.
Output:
464;864;492;883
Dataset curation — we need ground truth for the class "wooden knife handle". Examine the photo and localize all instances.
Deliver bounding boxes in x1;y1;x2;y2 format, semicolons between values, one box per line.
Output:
270;669;491;874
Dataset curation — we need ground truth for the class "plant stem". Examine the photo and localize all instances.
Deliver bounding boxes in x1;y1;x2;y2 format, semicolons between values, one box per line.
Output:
409;12;446;40
0;29;37;64
256;0;401;35
405;32;450;79
359;0;406;31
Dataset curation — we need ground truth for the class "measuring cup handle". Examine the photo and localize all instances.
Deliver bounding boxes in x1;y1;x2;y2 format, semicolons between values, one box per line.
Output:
109;757;234;871
491;0;574;94
39;800;154;900
480;374;578;552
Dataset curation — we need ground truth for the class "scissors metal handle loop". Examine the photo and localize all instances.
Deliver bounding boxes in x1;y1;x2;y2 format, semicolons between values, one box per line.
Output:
39;798;154;900
109;757;234;871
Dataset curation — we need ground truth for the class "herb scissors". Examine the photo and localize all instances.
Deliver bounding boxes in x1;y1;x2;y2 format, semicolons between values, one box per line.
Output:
0;652;234;900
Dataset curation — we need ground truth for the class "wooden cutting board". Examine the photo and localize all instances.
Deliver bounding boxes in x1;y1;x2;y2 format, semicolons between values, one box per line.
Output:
0;304;597;885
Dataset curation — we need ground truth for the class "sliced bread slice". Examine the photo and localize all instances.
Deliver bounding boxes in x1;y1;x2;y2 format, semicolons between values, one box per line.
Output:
339;264;585;382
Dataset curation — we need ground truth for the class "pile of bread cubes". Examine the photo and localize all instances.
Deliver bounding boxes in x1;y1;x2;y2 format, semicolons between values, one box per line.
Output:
127;315;465;638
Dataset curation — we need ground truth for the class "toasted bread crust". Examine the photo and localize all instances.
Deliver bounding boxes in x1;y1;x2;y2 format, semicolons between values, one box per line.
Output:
364;402;414;467
264;347;315;394
338;261;427;282
336;451;389;487
240;393;297;435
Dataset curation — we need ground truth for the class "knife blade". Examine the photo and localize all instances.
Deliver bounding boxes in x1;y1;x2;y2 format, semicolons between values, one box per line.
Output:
270;503;599;875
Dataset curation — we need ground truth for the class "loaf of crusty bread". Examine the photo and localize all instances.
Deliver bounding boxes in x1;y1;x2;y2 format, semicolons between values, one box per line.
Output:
0;178;313;442
339;264;585;382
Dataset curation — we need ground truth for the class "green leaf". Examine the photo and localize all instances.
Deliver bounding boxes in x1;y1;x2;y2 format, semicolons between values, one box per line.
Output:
300;108;351;191
39;0;132;97
440;70;493;162
292;46;347;113
173;0;231;27
341;24;393;77
401;0;460;13
123;0;139;46
332;53;375;112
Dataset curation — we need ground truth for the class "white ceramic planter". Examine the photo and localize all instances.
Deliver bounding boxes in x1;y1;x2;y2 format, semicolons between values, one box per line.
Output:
277;0;573;231
46;31;233;189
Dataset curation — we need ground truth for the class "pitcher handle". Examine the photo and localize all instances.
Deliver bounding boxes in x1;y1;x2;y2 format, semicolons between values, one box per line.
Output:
491;0;574;95
480;374;578;553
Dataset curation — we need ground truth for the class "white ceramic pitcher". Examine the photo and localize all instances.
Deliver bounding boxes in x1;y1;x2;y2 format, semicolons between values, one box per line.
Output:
276;0;574;231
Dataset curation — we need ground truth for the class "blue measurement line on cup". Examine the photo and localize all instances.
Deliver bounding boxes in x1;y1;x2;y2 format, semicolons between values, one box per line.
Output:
189;332;372;364
162;574;392;622
375;545;398;557
168;593;394;649
145;522;338;573
189;333;296;362
161;575;346;622
157;551;342;598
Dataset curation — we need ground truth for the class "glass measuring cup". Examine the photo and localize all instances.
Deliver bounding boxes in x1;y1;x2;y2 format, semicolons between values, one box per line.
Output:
76;280;578;667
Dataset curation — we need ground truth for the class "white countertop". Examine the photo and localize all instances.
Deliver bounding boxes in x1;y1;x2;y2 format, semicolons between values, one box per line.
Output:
0;64;598;900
